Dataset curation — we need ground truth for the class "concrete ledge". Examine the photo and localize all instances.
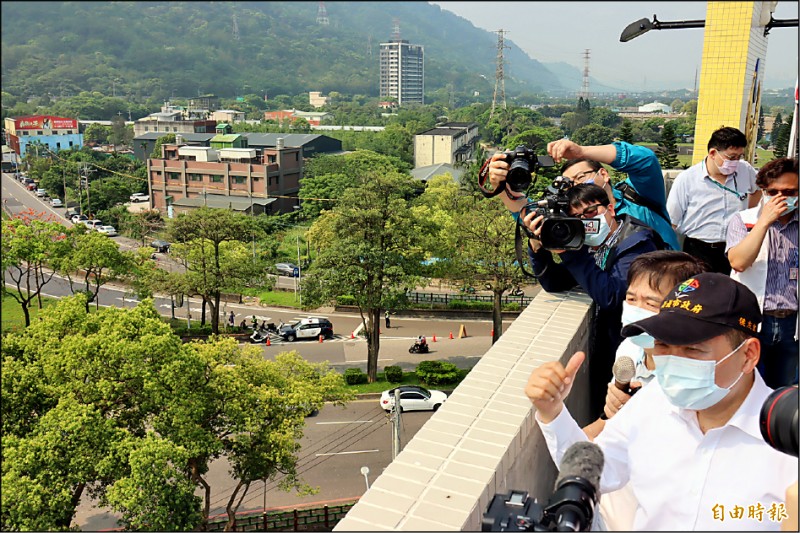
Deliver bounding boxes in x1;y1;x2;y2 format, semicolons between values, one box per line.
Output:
334;288;593;531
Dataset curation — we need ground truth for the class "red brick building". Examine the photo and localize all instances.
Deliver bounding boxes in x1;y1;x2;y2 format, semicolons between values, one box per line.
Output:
146;141;303;217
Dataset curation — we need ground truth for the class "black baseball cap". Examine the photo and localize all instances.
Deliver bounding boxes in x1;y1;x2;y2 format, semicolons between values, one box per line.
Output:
621;272;761;345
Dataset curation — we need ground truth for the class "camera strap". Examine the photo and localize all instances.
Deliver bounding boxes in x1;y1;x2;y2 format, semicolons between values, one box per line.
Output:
514;222;539;279
614;182;671;225
478;158;505;198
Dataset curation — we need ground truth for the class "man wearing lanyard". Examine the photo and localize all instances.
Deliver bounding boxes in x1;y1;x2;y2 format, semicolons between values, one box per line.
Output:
667;127;761;273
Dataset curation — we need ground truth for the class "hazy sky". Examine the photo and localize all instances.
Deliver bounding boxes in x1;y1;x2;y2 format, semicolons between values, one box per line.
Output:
432;1;799;91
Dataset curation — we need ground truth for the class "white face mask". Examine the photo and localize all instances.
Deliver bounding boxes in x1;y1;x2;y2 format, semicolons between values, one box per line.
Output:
718;158;739;176
621;302;657;348
583;212;611;247
654;340;746;410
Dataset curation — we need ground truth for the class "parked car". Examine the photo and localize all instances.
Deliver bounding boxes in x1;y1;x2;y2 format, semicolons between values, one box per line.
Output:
50;198;63;207
379;385;448;413
150;240;171;253
70;213;89;224
96;225;118;236
80;219;104;231
278;317;333;342
35;188;47;197
275;262;300;277
129;192;150;203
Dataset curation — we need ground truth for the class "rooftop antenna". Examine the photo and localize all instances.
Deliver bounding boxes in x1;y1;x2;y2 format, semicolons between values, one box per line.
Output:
392;18;401;41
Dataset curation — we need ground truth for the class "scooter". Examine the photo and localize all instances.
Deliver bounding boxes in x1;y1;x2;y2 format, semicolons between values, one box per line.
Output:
249;327;270;343
409;340;429;354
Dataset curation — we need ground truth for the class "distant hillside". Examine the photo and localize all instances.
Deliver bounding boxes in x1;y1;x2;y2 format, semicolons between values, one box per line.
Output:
0;1;563;102
542;62;626;95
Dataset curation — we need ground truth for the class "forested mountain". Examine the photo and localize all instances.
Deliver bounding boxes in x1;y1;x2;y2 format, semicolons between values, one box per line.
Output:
0;1;563;104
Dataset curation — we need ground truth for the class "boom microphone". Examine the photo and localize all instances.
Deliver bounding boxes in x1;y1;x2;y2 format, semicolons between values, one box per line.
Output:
612;356;636;393
546;442;604;531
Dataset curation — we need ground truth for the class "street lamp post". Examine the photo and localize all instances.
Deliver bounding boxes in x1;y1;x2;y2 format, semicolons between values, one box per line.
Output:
360;466;370;491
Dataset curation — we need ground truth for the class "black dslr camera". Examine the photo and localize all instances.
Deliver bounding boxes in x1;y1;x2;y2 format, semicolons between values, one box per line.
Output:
520;176;585;250
502;146;555;193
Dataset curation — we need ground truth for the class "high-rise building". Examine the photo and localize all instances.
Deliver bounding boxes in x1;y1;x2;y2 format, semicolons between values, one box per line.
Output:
379;39;424;106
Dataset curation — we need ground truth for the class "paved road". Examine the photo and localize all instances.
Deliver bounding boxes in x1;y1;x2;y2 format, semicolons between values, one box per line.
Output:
74;398;434;530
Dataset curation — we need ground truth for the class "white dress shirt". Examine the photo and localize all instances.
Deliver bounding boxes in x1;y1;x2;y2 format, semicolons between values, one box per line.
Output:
537;371;797;530
667;159;758;243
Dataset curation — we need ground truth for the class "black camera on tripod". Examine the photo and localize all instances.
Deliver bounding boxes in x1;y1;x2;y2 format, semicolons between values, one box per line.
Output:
501;145;555;193
520;176;586;250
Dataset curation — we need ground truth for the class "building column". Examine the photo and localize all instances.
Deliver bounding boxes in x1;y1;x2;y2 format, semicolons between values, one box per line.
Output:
692;1;774;165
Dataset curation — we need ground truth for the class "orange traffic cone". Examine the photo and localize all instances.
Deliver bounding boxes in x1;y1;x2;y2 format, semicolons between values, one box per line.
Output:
319;334;324;343
432;334;437;342
491;328;494;337
266;337;271;346
449;331;454;340
350;331;355;339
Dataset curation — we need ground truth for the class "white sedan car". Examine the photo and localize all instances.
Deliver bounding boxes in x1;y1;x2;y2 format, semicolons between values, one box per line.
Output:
50;198;63;207
380;385;448;413
96;225;118;236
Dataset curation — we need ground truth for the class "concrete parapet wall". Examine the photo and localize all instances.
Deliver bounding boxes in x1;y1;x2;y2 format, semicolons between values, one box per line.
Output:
334;287;594;531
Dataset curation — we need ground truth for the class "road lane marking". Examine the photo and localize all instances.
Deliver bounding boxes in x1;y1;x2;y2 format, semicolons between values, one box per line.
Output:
315;421;373;425
315;449;379;457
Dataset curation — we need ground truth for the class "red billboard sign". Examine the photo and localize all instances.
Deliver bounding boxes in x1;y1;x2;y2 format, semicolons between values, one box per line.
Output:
16;115;78;130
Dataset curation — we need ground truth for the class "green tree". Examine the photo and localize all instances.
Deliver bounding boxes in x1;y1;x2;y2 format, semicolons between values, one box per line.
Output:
83;123;111;145
571;124;616;147
304;170;433;382
772;113;783;141
656;121;681;170
151;133;176;158
773;115;792;158
2;296;352;531
588;107;621;128
680;100;698;114
1;212;70;326
167;207;257;333
418;176;528;342
560;111;589;137
53;227;134;311
619;119;635;144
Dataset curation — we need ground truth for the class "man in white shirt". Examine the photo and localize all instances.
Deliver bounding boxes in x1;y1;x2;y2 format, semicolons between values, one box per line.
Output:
667;127;761;274
525;273;797;530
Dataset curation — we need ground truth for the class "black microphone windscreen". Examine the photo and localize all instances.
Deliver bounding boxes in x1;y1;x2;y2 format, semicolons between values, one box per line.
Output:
612;356;636;384
555;441;604;493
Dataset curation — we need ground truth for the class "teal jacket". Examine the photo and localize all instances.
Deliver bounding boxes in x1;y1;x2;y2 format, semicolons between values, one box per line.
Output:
610;141;680;251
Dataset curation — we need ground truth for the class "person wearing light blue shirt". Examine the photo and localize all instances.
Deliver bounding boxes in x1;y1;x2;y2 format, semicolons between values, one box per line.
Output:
667;127;760;273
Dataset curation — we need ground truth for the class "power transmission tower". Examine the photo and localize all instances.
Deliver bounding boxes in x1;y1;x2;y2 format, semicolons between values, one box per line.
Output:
490;29;509;120
580;49;590;99
367;34;372;57
316;1;329;26
232;13;240;41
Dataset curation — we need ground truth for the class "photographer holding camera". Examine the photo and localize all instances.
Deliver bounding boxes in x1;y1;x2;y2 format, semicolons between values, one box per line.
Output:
487;148;666;408
489;139;680;251
526;273;797;530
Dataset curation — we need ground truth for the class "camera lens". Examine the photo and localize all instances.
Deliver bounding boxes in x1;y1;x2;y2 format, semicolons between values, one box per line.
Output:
760;385;798;457
507;160;532;192
550;221;571;242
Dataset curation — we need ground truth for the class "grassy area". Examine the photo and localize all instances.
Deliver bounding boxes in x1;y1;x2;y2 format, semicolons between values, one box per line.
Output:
1;294;60;335
240;288;304;309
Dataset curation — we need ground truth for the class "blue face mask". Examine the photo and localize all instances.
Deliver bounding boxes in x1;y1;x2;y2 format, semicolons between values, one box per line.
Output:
621;302;657;348
785;196;798;214
654;340;746;410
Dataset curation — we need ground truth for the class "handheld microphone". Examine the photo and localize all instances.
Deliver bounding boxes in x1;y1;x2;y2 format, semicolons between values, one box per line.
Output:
546;441;604;532
600;356;636;420
612;356;636;394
